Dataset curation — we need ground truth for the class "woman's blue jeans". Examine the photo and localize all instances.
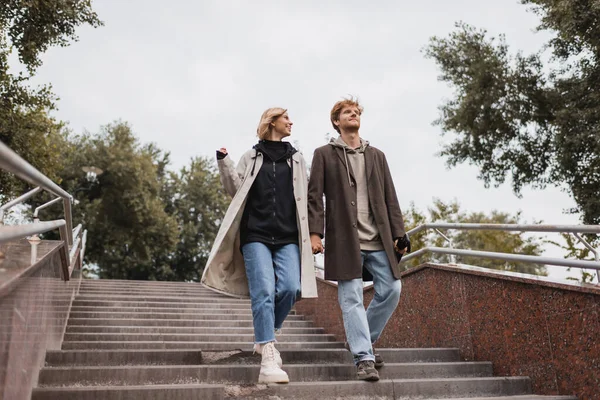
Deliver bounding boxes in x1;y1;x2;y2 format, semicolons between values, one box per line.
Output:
241;242;301;344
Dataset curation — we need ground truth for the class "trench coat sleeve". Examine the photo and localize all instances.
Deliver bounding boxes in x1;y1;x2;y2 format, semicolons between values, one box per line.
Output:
218;154;249;198
307;149;325;238
382;153;406;239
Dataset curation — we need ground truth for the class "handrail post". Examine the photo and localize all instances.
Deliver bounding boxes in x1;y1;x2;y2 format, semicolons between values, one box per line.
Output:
63;197;73;246
434;228;456;264
573;233;600;284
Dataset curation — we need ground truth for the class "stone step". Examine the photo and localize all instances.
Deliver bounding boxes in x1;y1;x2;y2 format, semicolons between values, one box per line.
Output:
63;332;337;343
66;318;315;328
67;311;305;320
65;325;324;335
77;293;242;301
72;300;254;309
45;348;461;366
79;283;212;288
78;288;216;295
81;279;210;290
232;377;533;399
31;378;543;400
46;349;203;366
425;397;577;400
79;282;210;288
75;294;250;303
61;341;346;350
70;306;272;315
31;384;225;400
38;362;493;386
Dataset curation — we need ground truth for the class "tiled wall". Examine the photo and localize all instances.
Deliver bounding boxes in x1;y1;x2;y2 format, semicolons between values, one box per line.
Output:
295;264;600;400
0;240;77;400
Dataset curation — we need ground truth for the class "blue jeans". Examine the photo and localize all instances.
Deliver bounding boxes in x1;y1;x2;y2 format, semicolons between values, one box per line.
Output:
242;242;301;344
338;250;401;364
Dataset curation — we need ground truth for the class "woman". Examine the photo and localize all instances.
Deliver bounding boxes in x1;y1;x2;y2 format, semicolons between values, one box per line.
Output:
202;107;318;384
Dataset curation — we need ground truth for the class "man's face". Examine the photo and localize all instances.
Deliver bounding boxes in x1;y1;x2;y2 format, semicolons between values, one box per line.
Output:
335;106;361;132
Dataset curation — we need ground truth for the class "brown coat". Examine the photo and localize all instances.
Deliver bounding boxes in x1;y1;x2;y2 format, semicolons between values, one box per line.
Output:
307;142;405;281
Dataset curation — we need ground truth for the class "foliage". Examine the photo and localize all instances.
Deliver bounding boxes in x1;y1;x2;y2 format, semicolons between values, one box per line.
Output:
424;0;600;227
0;0;102;197
547;233;598;283
403;199;546;275
56;122;179;280
160;157;229;281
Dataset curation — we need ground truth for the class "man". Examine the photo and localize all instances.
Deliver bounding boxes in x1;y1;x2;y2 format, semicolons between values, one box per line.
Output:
307;97;410;381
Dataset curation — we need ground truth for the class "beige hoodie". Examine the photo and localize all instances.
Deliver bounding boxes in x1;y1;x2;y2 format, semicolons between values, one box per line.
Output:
330;136;383;251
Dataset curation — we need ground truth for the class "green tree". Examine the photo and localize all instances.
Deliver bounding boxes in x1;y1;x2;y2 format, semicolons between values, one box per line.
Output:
547;233;598;283
403;199;546;275
160;157;229;281
0;0;102;197
424;1;600;227
57;122;178;280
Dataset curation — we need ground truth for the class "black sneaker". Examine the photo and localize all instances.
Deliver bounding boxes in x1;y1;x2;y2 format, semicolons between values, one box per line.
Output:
356;360;379;381
374;352;384;369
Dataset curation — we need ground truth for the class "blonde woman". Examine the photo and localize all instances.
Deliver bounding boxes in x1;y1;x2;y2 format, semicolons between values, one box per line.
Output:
202;108;318;384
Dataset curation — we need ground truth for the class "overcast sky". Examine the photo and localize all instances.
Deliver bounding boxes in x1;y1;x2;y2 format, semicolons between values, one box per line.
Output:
23;0;594;282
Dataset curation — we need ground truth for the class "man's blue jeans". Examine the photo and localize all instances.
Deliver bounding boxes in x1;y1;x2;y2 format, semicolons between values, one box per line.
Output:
338;250;401;364
242;242;301;344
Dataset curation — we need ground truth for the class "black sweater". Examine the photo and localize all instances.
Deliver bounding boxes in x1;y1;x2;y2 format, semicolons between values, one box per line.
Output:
240;140;298;248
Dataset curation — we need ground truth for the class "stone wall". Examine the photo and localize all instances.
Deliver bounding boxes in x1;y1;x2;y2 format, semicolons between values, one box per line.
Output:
295;263;600;400
0;240;78;400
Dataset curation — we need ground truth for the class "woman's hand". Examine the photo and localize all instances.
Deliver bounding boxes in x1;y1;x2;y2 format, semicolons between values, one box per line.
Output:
216;148;228;160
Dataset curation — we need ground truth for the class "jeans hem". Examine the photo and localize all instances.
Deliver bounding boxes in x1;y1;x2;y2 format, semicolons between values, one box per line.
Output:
356;355;375;364
254;338;276;345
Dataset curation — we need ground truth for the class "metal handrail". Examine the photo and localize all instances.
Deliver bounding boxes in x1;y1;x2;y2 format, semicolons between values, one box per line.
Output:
401;247;600;271
33;197;63;220
0;220;67;243
0;141;73;244
404;222;600;282
407;222;600;236
0;187;42;224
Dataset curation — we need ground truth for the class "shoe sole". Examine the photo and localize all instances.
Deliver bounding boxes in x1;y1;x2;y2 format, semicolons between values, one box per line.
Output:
357;373;380;381
258;374;289;384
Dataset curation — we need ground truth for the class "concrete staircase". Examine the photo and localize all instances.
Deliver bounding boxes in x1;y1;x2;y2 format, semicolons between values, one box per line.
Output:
31;280;576;399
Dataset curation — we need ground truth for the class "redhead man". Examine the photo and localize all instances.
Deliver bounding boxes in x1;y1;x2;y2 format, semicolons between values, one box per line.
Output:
307;97;410;381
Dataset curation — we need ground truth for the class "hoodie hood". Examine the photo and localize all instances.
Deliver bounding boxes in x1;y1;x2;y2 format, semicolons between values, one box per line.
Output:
329;136;369;153
254;140;297;162
328;136;369;186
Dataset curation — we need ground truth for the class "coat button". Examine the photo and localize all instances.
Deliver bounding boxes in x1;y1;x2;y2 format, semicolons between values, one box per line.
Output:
352;222;357;228
302;216;306;220
296;197;301;201
351;201;356;206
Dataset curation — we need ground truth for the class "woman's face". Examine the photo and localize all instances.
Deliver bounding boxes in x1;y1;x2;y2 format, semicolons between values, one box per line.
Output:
271;113;293;137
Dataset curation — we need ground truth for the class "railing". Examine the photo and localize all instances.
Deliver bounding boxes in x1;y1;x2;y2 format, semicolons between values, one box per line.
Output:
402;223;600;282
0;140;86;281
314;223;600;283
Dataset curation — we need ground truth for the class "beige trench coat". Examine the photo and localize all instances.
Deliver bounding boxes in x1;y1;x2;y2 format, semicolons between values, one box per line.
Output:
201;149;318;299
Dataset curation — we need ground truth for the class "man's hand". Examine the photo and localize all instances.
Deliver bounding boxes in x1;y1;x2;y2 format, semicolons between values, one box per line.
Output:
394;235;411;255
310;234;324;254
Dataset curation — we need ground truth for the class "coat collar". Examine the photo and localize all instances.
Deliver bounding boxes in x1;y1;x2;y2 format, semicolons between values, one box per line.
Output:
251;148;300;163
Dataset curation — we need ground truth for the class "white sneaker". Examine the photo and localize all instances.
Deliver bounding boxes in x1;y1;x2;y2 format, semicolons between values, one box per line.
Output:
254;342;283;368
258;342;289;384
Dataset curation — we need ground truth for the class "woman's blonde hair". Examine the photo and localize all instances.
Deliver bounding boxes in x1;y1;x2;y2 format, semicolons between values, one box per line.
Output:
257;107;287;140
